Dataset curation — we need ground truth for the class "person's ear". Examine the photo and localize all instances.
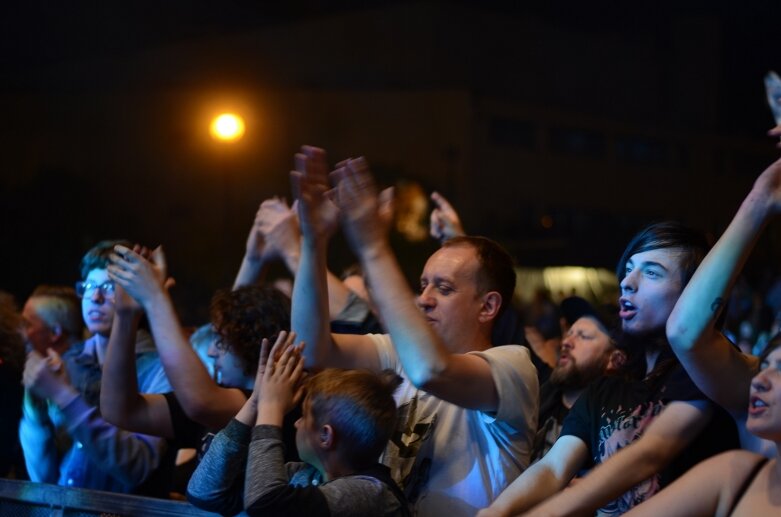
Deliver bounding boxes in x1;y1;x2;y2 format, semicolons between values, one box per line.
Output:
50;324;63;342
478;291;502;323
319;424;335;450
606;349;627;372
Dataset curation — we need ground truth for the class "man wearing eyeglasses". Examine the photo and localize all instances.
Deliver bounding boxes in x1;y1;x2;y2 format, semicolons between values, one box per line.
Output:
19;240;172;496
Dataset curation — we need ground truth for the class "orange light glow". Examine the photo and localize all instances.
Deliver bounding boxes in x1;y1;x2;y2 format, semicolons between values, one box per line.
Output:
210;113;245;142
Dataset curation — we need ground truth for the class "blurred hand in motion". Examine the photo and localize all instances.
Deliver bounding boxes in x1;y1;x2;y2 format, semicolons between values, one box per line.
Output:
23;348;76;405
429;191;465;243
291;146;339;243
329;156;390;255
107;245;170;307
256;197;301;263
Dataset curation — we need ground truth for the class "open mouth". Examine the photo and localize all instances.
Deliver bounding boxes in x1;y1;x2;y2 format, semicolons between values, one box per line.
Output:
619;298;637;319
749;396;768;415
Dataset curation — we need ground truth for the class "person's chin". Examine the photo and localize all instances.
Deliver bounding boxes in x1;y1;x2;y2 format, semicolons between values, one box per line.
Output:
88;326;112;337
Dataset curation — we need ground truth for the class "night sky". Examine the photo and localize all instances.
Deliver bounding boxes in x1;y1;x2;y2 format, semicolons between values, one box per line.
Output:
2;1;781;324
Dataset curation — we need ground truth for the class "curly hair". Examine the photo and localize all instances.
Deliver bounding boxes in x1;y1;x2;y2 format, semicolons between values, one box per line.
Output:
210;285;291;376
0;291;24;373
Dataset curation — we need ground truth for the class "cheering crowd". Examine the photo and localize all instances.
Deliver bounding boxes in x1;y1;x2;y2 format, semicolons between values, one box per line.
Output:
2;134;781;516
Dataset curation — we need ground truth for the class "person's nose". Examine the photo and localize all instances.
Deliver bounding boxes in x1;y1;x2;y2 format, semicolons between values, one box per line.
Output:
620;269;638;294
416;286;436;312
751;368;770;393
89;288;105;304
207;341;219;359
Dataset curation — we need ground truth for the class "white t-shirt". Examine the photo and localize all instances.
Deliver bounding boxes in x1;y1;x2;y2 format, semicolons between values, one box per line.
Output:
369;334;538;517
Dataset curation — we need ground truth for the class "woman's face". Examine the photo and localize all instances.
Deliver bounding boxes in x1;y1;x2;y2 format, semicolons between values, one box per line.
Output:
207;340;253;389
747;345;781;442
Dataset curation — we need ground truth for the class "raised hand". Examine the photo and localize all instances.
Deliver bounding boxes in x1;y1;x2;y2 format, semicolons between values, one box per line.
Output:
113;281;142;317
254;331;305;426
378;186;396;235
329;156;388;256
107;244;169;308
430;191;465;242
23;349;76;406
291;146;339;243
244;204;267;262
256;198;301;263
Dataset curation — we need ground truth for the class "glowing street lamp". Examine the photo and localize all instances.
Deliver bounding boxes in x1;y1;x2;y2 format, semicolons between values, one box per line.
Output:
210;113;245;142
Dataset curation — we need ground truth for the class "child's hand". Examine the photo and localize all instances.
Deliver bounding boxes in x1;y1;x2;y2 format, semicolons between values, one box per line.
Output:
256;331;305;426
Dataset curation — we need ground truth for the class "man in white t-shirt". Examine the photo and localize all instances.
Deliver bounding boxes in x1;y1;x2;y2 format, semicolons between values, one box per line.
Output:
290;146;538;516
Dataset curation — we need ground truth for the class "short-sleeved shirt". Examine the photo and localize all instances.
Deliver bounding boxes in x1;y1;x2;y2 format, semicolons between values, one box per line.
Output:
530;381;569;464
561;355;739;515
369;333;539;517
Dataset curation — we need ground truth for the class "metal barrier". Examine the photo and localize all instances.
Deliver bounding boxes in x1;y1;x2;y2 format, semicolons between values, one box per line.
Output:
0;479;219;516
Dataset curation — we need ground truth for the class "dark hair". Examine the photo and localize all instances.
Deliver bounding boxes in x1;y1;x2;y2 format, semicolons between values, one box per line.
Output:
29;285;84;338
0;291;24;372
80;239;132;280
758;332;781;364
616;221;709;287
210;285;291;376
441;236;516;316
305;368;401;468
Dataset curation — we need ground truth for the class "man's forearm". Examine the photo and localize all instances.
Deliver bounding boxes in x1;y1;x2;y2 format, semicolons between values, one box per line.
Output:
527;401;712;516
292;237;332;369
667;188;771;350
233;255;268;289
100;312;142;428
358;241;449;387
481;460;569;516
525;440;666;516
142;290;221;418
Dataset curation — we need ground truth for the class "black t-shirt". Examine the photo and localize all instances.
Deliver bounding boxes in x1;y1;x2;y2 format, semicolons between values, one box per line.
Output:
560;353;739;514
531;381;569;463
164;390;301;463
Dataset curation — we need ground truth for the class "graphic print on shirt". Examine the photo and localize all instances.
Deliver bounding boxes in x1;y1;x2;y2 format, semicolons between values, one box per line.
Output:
381;392;437;503
596;400;665;515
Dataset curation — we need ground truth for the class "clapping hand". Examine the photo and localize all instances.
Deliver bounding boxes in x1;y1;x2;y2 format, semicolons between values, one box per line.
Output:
108;245;172;308
429;191;465;242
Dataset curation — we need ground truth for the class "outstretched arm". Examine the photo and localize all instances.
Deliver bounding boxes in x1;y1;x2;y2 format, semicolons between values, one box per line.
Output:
666;158;781;416
233;202;271;289
254;196;356;320
622;451;757;517
100;279;174;438
524;400;713;516
331;157;498;410
109;245;248;430
291;146;379;371
477;435;588;517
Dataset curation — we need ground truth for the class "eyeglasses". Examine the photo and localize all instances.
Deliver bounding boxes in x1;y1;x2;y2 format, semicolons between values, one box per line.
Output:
75;280;116;298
